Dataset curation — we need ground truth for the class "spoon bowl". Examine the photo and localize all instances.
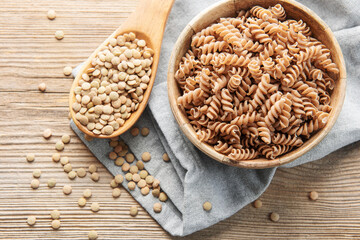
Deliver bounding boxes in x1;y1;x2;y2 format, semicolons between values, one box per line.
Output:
69;0;174;138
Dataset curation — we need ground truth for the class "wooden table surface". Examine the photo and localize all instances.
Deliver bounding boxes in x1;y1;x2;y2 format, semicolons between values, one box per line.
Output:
1;0;360;239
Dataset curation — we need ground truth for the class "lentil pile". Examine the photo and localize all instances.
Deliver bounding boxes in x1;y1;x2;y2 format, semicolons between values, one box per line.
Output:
107;136;167;211
72;32;154;136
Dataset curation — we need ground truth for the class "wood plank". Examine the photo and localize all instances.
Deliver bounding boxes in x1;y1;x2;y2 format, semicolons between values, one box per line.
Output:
0;0;360;239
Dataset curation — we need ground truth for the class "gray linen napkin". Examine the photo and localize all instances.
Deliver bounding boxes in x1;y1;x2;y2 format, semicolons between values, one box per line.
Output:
71;0;360;236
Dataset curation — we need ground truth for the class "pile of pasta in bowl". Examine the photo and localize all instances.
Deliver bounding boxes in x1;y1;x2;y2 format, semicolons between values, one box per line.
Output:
174;4;339;161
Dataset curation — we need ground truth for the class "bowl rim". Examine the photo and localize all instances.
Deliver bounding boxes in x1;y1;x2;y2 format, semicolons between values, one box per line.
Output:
167;0;347;169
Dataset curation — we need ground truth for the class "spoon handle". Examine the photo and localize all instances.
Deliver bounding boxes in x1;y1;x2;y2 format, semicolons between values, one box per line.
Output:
120;0;175;49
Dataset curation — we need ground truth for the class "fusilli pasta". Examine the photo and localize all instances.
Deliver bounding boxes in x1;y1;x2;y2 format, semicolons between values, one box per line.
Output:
175;4;339;160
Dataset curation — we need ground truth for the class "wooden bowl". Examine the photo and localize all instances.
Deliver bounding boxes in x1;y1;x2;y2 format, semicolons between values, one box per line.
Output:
167;0;346;169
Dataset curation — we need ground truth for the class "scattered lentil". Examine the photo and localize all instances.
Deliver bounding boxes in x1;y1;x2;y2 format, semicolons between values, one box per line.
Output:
270;212;280;222
55;141;65;151
110;179;118;188
132;174;141;182
63;163;72;173
141;152;151;162
52;153;60;162
63;184;72;195
159;192;168;202
136;161;144;170
129;165;138;174
115;157;125;166
309;191;319;201
137;179;146;188
112;188;121;198
145;175;154;185
68;171;76;180
47;9;56;20
88;164;97;173
60;157;69;165
26;153;35;162
141;127;149;136
55;30;64;40
77;168;87;178
61;134;71;144
50;210;60;220
47;178;56;188
109;141;118;148
31;179;40;189
51;220;61;230
91;172;100;182
130;206;138;216
152;179;160;188
253;199;262;208
152;189;160;198
27;216;36;226
125;153;135;163
114;174;124;184
43;128;52;139
38;83;46;92
130;128;139;136
109;151;117;160
153;203;162;213
88;230;98;240
78;197;87;207
162;153;170;162
122;162;130;172
91;202;100;212
33;169;41;178
141;186;149;196
83;189;92;198
139;170;148;179
125;173;133;181
128;181;136;190
203;201;212;211
114;145;123;153
63;66;73;76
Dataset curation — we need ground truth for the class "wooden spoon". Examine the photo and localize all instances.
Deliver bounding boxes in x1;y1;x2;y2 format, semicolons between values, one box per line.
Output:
69;0;174;138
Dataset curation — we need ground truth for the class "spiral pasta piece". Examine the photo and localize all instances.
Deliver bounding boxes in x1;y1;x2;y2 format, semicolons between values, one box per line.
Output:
200;41;228;55
206;95;221;120
197;129;216;142
250;6;275;22
177;88;204;109
208;122;240;140
214;141;233;155
212;21;242;47
219;53;251;67
257;121;271;144
228;148;259;161
272;133;303;146
221;89;234;115
251;74;271;108
227;75;242;92
231;111;262;127
270;4;286;21
277;93;293;129
191;35;215;48
247;19;272;44
264;98;286;128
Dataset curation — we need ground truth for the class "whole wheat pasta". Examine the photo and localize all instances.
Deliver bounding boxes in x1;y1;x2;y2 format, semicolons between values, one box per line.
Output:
175;4;339;160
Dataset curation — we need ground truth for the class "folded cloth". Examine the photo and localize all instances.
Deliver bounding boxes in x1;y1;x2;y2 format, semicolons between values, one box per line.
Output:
71;0;360;236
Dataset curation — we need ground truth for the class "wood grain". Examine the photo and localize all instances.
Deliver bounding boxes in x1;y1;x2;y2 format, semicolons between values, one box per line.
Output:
0;0;359;239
